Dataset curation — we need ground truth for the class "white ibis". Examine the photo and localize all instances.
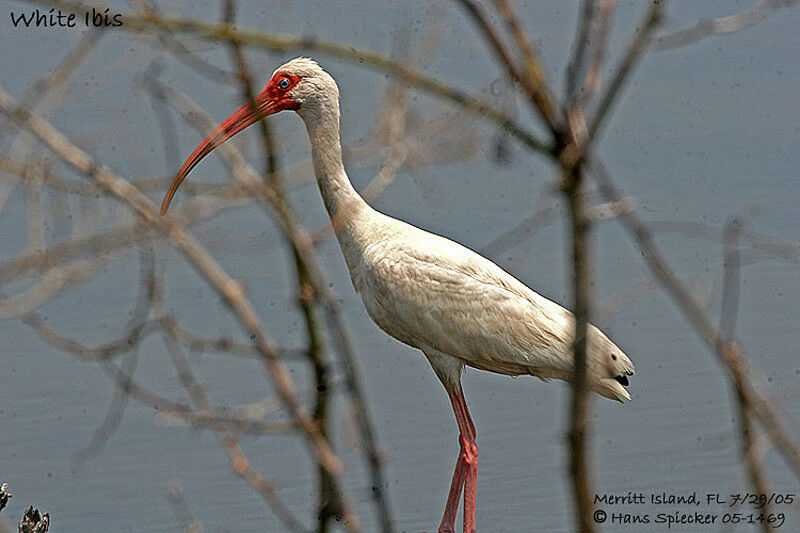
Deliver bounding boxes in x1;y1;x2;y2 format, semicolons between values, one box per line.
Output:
161;58;634;533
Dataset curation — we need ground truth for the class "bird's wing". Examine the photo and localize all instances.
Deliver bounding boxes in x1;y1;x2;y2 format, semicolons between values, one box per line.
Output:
358;224;575;377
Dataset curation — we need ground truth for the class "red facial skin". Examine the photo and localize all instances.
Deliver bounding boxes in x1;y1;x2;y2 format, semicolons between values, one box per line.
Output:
160;72;302;215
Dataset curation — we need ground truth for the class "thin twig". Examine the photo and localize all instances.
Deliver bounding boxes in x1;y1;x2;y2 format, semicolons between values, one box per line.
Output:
490;0;560;132
73;246;157;461
645;219;799;263
0;195;252;287
565;0;596;104
161;332;306;532
0;256;111;318
655;0;799;51
456;0;560;138
587;0;664;141
22;305;297;438
72;349;139;461
720;218;773;533
159;316;305;359
581;0;617;107
0;28;103;137
478;191;556;257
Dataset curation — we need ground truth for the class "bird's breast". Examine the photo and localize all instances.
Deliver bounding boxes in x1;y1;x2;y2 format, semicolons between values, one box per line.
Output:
352;252;429;349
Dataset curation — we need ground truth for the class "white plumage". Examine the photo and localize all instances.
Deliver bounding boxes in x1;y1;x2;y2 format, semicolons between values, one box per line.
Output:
162;57;634;533
349;210;633;391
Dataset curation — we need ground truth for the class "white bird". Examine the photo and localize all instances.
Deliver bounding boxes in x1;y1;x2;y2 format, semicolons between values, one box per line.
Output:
161;58;634;533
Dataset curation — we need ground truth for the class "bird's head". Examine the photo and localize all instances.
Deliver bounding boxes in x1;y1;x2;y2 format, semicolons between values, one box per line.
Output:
586;325;635;402
160;57;337;215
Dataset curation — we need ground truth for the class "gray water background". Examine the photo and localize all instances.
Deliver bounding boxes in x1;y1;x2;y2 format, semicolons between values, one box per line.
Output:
1;1;798;531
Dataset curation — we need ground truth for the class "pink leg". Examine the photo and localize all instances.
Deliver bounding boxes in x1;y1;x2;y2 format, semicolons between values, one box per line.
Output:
438;387;478;533
438;452;467;532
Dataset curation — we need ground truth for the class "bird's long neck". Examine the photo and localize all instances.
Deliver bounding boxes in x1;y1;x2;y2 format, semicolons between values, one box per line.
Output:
302;105;368;225
300;98;379;276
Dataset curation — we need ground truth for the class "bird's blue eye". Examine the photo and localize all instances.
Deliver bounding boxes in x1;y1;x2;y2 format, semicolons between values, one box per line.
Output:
278;78;290;89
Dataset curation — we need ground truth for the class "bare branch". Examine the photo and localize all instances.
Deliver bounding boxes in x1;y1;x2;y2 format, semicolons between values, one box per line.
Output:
565;0;596;103
581;0;617;106
160;316;305;359
456;0;560;137
143;63;181;171
478;190;556;257
72;247;157;461
491;0;560;131
161;330;306;532
0;84;345;478
591;159;800;478
564;172;597;533
72;350;139;462
23;304;298;437
0;256;111;319
159;50;396;532
0;192;252;288
646;219;799;263
719;217;773;533
30;0;549;154
223;2;358;527
0;28;102;139
154;409;295;435
655;0;799;51
588;1;664;141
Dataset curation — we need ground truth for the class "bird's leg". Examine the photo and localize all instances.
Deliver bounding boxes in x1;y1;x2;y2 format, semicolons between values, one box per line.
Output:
439;453;467;532
454;389;478;533
438;387;478;533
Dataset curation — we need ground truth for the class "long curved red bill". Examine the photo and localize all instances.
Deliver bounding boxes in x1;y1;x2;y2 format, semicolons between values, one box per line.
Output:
160;97;281;215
